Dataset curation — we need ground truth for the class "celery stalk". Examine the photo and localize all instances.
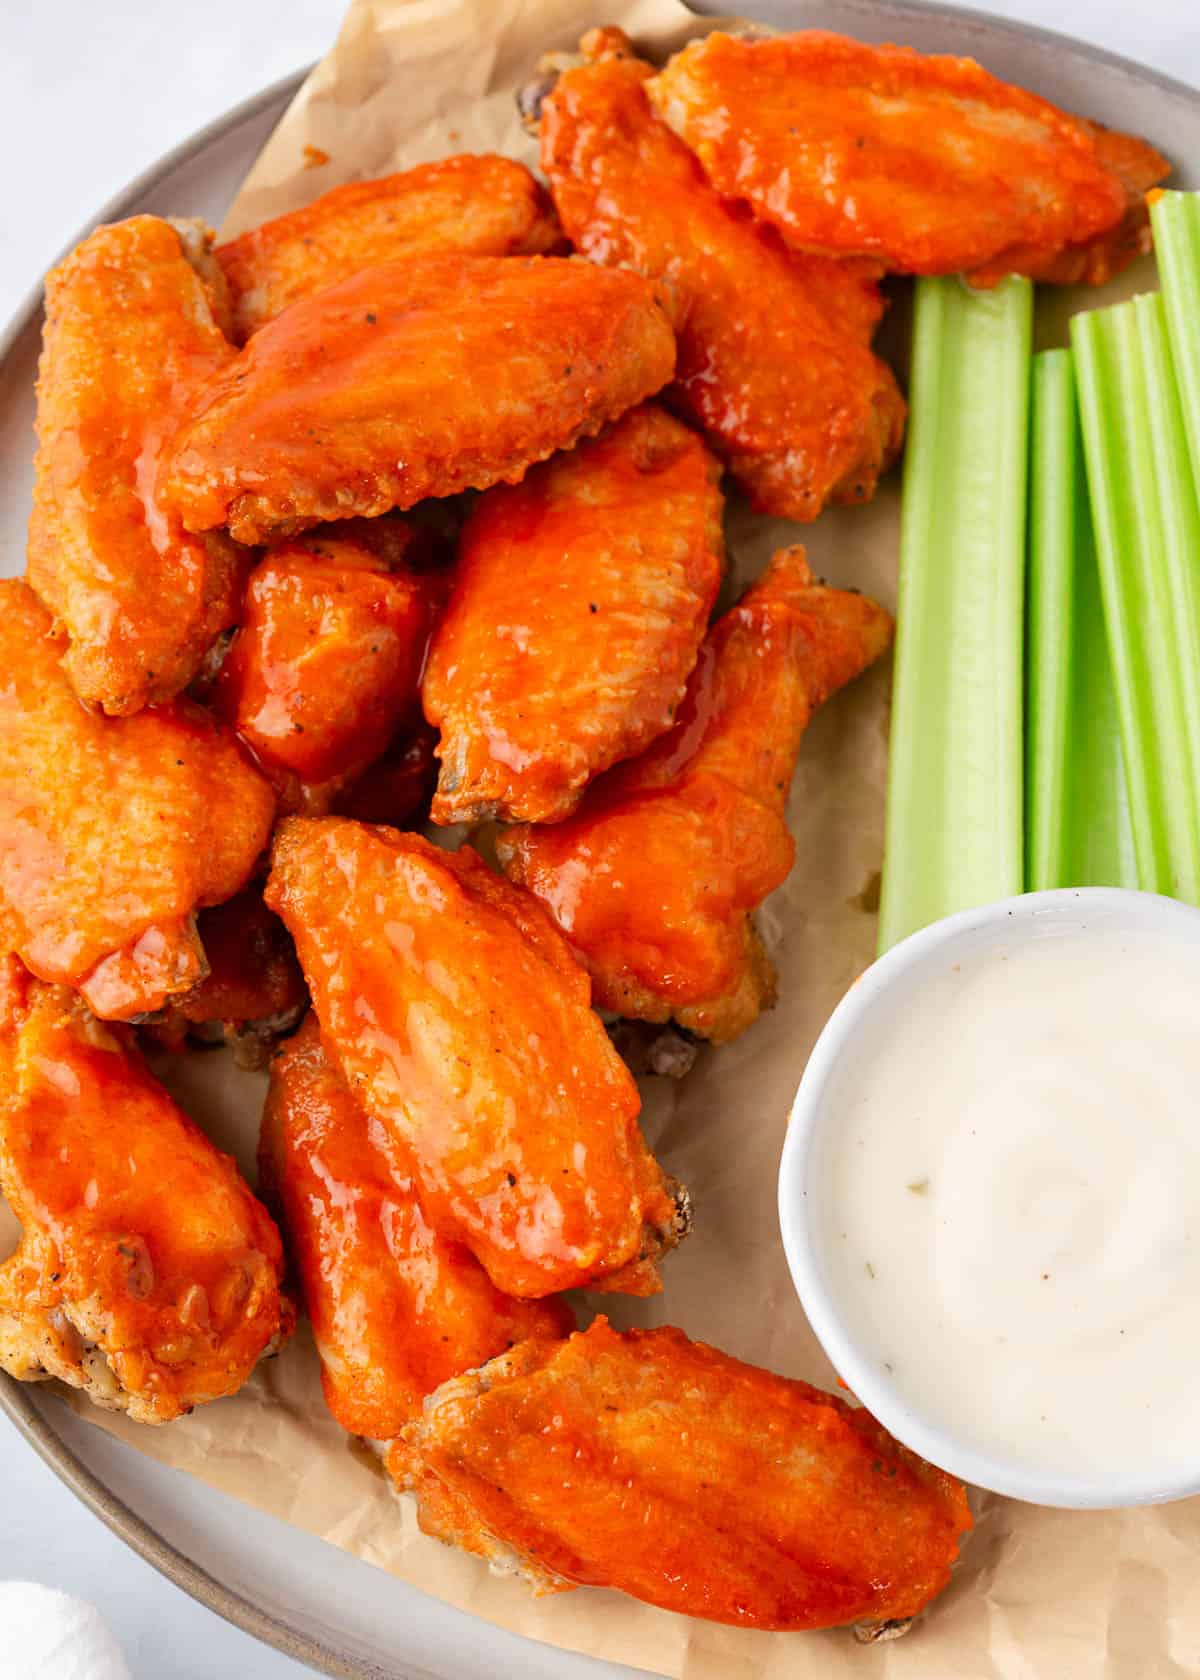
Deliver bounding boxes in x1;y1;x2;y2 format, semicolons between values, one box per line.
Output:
878;276;1031;953
1026;350;1136;891
1071;293;1200;903
1151;191;1200;493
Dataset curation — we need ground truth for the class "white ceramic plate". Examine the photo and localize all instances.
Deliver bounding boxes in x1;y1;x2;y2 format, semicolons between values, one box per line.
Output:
2;5;1199;1675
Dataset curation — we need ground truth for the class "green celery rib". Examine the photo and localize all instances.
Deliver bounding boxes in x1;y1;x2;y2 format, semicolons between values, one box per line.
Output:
1151;192;1200;493
1026;350;1136;891
878;276;1032;953
1071;293;1200;903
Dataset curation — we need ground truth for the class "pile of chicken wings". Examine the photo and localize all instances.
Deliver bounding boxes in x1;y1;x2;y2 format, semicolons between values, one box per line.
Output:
0;26;1167;1635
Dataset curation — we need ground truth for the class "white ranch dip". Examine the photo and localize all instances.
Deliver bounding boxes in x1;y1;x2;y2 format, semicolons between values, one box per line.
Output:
815;925;1200;1481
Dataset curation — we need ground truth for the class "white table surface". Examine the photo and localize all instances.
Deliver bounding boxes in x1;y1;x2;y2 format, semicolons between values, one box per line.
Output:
0;1;1196;1676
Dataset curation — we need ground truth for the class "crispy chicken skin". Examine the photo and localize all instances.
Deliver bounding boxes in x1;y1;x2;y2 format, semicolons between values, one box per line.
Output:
27;216;246;716
423;405;724;826
401;1318;971;1629
162;255;676;546
217;155;562;341
259;1016;571;1454
499;548;893;1042
145;889;306;1065
969;120;1170;287
0;962;293;1424
647;32;1138;281
265;820;688;1299
0;581;275;1021
212;525;444;813
534;30;904;523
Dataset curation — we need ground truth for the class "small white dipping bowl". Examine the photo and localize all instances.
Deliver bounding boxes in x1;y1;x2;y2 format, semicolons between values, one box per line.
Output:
778;885;1200;1510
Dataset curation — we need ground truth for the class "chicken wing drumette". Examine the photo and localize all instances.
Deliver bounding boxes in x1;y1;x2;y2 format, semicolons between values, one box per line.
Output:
0;961;292;1423
0;581;275;1021
162;255;676;546
265;820;688;1299
218;155;561;341
423;404;724;825
499;548;892;1043
531;28;904;523
648;31;1166;285
260;1015;570;1468
27;216;245;716
213;521;444;813
402;1318;971;1632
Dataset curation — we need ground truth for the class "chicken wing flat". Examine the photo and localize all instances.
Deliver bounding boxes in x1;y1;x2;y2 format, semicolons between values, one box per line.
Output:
499;548;892;1043
0;962;292;1423
401;1318;971;1630
423;405;724;826
213;525;443;813
218;155;562;341
145;889;306;1066
648;32;1145;281
534;29;904;523
0;581;275;1021
28;216;245;716
968;119;1170;287
260;1015;570;1453
162;255;676;546
265;819;689;1298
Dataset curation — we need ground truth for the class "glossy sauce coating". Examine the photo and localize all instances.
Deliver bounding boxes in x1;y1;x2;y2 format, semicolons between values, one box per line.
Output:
28;216;245;716
213;526;443;812
0;581;276;1020
500;548;893;1042
402;1318;971;1629
648;32;1130;278
260;1015;571;1450
0;963;292;1424
265;820;686;1298
538;31;904;523
423;405;724;825
969;120;1170;287
218;155;562;340
162;255;676;546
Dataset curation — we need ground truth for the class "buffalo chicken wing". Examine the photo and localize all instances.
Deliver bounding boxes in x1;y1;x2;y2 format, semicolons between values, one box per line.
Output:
28;216;245;716
265;820;689;1299
423;404;724;825
259;1015;570;1455
0;581;275;1021
402;1318;971;1630
534;30;904;523
213;524;443;813
218;155;562;341
163;255;676;546
499;548;892;1042
968;119;1170;287
648;31;1163;284
0;962;292;1423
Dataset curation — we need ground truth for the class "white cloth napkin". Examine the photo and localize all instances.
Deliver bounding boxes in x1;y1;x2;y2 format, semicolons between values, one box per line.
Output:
0;1582;132;1679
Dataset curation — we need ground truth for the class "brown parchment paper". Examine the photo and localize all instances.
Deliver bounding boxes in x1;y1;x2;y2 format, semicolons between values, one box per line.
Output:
12;1;1200;1674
